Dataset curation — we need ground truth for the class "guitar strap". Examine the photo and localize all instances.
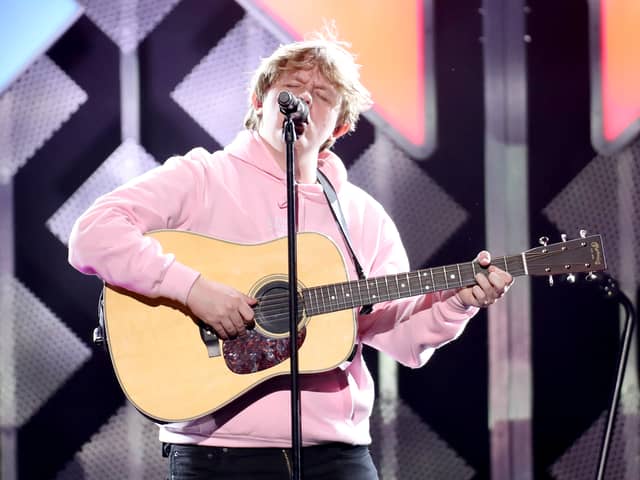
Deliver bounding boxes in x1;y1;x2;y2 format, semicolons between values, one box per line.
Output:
316;169;373;314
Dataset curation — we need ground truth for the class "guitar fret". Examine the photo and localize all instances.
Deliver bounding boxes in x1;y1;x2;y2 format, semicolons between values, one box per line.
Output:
412;272;422;294
355;281;362;304
393;275;400;298
398;274;405;294
301;290;311;315
409;273;422;295
313;288;320;311
420;270;431;291
297;236;603;319
305;248;559;317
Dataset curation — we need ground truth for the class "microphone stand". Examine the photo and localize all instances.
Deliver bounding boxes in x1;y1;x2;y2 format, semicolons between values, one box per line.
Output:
593;275;637;480
282;114;302;480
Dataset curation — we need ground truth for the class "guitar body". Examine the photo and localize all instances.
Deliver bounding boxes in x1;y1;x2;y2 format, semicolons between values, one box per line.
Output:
103;231;356;422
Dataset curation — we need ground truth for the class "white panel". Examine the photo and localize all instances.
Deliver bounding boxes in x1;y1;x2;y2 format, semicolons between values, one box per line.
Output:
171;15;279;147
79;0;181;53
0;275;91;427
0;56;87;183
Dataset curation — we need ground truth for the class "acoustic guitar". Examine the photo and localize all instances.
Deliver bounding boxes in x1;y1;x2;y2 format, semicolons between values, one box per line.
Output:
101;230;606;422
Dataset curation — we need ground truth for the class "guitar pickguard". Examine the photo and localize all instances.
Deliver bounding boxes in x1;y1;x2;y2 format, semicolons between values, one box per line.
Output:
222;328;307;374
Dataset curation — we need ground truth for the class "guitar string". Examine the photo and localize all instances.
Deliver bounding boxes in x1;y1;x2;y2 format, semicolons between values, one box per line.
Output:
251;264;530;308
250;267;531;326
245;247;593;316
239;270;592;328
251;263;534;307
211;247;596;328
225;246;593;322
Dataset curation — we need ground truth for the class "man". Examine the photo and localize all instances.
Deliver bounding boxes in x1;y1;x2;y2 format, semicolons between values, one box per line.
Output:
69;33;512;479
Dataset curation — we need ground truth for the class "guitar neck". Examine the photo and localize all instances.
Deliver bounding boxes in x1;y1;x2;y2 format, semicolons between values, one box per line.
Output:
302;254;527;316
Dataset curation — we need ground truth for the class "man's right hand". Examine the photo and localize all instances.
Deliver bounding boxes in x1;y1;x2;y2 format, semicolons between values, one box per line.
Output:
185;276;257;340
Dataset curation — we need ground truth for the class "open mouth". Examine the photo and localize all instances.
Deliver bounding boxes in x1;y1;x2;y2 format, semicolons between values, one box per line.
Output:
294;122;306;137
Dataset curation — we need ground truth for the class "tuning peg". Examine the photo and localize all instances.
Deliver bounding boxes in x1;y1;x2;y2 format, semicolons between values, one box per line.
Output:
538;236;549;246
601;276;619;298
560;233;568;242
579;229;588;238
566;273;576;284
548;275;554;287
586;272;598;281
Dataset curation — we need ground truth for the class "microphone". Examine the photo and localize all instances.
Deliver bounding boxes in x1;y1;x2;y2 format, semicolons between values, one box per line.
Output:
277;91;309;124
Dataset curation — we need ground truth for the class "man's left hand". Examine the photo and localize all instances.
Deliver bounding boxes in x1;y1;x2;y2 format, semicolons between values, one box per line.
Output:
456;250;513;308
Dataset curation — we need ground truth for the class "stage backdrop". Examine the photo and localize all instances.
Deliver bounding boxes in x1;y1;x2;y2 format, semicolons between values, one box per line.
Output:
1;1;637;479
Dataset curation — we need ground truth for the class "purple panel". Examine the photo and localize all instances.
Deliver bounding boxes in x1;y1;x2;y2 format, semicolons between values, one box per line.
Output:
171;15;279;147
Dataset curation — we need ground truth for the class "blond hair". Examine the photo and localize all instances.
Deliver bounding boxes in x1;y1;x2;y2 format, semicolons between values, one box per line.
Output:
244;33;372;151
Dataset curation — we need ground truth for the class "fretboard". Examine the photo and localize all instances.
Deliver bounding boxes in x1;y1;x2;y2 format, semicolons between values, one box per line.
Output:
302;255;526;316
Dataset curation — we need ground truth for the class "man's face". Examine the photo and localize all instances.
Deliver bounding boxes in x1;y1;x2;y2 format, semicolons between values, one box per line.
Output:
257;66;344;158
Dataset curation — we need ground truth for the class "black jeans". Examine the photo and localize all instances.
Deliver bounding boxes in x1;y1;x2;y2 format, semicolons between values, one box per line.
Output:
164;442;379;479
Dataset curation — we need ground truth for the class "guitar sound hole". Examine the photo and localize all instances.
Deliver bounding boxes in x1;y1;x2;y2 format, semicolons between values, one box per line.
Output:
254;280;304;335
221;280;307;375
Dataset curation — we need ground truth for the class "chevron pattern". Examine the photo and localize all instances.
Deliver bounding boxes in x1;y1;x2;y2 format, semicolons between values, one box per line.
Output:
2;2;635;480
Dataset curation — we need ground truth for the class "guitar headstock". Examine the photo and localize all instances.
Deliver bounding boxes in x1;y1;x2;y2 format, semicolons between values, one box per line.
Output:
524;230;606;284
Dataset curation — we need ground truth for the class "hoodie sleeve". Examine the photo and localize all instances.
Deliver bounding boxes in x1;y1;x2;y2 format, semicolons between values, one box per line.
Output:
68;148;212;304
356;209;479;368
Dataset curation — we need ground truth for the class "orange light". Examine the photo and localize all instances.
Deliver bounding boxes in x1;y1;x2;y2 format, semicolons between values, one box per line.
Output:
600;0;640;141
251;0;428;151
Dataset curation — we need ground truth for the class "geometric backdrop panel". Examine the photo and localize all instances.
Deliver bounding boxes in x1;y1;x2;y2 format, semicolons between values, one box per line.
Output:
0;275;91;428
549;390;640;480
0;56;87;184
349;133;468;268
79;0;182;53
543;138;640;279
370;398;475;480
46;139;159;245
171;14;280;148
55;404;166;480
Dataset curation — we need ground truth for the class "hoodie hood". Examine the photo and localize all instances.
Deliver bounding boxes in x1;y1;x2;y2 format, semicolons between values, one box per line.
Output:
224;130;348;194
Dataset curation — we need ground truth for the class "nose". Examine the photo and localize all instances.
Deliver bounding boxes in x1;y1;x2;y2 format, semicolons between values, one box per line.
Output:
299;91;312;106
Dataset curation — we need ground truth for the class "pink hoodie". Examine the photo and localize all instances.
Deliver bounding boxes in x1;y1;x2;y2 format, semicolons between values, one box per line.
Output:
68;130;477;447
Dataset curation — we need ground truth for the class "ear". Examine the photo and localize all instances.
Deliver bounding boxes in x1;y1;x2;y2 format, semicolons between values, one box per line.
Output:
251;93;262;111
332;122;350;140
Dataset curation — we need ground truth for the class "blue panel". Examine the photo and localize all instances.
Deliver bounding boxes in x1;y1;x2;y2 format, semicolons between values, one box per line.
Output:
0;0;82;94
